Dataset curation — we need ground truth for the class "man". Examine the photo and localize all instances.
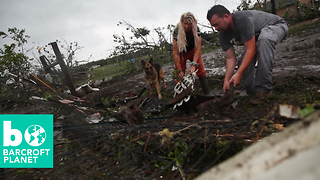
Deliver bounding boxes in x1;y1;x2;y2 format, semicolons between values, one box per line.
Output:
207;5;288;104
173;12;210;95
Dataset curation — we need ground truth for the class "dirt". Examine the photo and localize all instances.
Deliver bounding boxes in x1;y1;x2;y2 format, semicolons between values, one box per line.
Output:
2;18;320;126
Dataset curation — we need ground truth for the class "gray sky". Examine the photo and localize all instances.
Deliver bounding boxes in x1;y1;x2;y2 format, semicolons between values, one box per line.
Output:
0;0;239;63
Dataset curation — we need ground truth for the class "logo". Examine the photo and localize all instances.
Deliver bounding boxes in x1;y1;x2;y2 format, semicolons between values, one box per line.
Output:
0;114;53;168
25;125;46;146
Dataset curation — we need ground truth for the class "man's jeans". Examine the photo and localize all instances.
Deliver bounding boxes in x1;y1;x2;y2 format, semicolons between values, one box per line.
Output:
238;23;288;94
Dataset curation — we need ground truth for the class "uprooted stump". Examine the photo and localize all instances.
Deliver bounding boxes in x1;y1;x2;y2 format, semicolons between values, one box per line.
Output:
118;104;145;125
167;83;235;118
197;83;235;117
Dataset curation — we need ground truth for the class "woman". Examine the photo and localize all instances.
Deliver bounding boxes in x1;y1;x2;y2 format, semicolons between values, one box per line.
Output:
172;12;209;95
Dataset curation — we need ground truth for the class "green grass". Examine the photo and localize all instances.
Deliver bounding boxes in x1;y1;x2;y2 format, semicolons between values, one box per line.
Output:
74;61;134;85
288;18;320;36
89;64;126;80
75;52;172;85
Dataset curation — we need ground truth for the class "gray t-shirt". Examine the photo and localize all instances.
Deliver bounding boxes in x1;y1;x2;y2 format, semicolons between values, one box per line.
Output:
219;10;286;51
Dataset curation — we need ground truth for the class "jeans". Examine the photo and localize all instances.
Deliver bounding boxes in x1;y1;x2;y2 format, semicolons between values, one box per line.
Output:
238;23;288;94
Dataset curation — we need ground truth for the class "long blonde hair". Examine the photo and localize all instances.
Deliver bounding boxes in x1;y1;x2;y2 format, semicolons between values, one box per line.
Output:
176;12;199;53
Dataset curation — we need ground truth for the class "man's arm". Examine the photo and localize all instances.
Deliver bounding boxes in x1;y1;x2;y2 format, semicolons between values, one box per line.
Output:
228;36;256;86
223;46;237;91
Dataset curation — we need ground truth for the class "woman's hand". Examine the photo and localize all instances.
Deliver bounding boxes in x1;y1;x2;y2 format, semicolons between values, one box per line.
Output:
188;65;196;74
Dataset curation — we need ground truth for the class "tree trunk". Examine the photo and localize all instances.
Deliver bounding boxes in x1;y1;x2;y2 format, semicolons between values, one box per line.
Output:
271;0;277;15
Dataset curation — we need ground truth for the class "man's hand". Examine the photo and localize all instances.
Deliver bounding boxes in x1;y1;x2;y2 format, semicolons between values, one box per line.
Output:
228;73;242;87
223;80;230;92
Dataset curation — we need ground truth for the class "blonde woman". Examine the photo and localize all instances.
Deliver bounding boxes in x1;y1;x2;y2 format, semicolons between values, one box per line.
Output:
172;12;209;95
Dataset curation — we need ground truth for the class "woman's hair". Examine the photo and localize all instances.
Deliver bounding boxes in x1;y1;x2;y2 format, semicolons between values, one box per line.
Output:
176;12;199;53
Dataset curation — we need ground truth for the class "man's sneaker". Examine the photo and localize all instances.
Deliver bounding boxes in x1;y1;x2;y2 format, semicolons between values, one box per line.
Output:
249;92;270;105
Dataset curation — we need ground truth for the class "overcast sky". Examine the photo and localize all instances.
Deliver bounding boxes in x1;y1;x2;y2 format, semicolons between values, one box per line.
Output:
0;0;240;63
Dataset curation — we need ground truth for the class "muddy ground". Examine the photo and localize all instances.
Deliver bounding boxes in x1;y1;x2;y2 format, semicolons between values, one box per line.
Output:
2;19;320;125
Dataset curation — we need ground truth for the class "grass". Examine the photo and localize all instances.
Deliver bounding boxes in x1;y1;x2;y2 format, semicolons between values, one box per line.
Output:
89;63;127;80
288;18;320;36
74;52;172;86
74;61;138;85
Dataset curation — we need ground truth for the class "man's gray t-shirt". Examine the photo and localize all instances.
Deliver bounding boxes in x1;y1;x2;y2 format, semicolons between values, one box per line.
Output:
219;10;286;51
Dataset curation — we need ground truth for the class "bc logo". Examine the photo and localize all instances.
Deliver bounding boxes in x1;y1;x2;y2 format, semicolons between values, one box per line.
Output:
0;114;53;168
3;121;47;147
